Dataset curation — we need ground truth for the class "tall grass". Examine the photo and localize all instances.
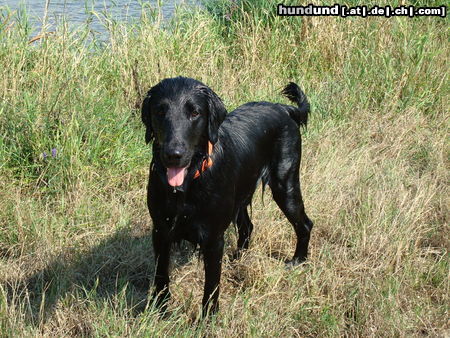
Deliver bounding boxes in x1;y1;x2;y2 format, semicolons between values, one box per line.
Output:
0;0;448;336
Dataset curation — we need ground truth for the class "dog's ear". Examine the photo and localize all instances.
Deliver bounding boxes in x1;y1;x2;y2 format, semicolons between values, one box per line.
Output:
200;86;227;144
141;90;153;144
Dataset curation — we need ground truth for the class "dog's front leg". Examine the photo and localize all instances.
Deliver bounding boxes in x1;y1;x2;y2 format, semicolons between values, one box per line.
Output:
152;226;171;312
201;235;224;316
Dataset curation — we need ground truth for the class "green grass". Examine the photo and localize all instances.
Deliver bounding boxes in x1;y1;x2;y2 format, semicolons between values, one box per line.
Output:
0;0;448;336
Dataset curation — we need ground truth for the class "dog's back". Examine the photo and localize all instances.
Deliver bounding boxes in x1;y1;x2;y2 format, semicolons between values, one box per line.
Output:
218;82;309;148
212;83;310;180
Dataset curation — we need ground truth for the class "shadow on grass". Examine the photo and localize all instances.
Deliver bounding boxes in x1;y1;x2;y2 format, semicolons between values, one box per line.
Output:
1;225;194;326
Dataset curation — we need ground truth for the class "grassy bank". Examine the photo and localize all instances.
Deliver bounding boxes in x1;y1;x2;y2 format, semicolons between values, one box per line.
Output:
0;0;448;336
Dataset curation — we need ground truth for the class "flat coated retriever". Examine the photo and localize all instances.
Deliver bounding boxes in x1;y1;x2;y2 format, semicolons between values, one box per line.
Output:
141;77;313;316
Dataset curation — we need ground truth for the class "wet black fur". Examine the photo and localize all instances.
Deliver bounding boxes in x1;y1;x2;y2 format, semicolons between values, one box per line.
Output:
141;76;313;316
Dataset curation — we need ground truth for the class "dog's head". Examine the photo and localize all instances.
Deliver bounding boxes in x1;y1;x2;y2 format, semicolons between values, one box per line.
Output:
141;77;227;187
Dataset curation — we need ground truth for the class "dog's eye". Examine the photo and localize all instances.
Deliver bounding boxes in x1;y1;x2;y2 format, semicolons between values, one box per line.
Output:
190;111;200;119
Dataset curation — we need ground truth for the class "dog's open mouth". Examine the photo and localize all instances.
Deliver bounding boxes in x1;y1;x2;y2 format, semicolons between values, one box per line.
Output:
167;167;188;187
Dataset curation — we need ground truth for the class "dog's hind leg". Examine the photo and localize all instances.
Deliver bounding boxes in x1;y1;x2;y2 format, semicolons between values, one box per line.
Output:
235;205;254;256
269;158;313;266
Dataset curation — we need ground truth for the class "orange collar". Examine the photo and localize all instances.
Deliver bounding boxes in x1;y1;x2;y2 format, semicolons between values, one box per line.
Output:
193;141;213;179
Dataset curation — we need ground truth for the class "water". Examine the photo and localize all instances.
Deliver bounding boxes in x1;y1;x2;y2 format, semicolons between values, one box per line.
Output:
1;0;198;37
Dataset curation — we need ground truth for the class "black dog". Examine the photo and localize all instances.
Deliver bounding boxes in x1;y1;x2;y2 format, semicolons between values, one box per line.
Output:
141;77;313;315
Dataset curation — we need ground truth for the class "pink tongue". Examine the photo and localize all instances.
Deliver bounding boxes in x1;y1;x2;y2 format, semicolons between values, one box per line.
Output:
167;167;186;187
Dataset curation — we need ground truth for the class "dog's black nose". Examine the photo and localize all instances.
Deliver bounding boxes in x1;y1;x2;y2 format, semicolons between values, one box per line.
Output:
164;147;184;161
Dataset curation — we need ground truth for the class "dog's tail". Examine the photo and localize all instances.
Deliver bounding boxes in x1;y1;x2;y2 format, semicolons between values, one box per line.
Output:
281;82;310;128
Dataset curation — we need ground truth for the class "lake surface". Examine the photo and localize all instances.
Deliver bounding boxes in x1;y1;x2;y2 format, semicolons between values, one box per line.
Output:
1;0;198;36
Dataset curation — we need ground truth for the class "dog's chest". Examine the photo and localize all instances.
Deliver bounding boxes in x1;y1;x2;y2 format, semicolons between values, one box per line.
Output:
164;193;205;244
170;213;206;245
